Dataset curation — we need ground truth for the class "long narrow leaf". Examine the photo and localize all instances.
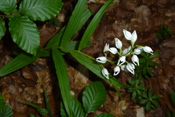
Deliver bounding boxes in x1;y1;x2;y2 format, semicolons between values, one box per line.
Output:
46;9;92;48
60;0;87;47
70;51;125;88
78;0;113;50
52;49;72;116
0;18;6;40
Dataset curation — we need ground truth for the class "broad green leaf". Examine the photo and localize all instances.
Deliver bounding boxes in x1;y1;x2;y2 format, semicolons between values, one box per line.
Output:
71;97;85;117
0;106;13;117
60;0;87;47
43;86;53;117
96;113;114;117
52;49;72;116
9;16;40;55
70;51;126;88
78;0;113;50
19;0;63;21
0;18;6;40
171;92;175;106
0;0;17;14
83;81;106;113
46;9;92;48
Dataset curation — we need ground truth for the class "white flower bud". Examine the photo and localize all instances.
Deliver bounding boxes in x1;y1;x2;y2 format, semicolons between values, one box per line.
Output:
113;66;120;76
96;56;107;63
126;63;135;74
109;47;118;54
114;38;122;49
131;30;137;44
103;43;109;53
143;46;153;54
123;29;132;40
117;56;126;66
134;47;142;55
101;68;109;79
122;46;131;55
131;55;139;66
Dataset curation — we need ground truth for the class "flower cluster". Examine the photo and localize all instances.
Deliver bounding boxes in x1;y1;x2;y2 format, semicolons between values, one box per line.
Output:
96;29;153;80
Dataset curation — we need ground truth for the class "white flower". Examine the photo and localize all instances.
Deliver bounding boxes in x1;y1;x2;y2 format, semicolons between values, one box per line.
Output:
126;63;135;75
96;56;107;63
134;47;142;55
131;55;139;66
101;68;109;79
143;46;153;54
117;56;126;66
109;47;118;54
103;43;110;53
121;65;127;71
115;38;122;49
123;29;137;44
113;66;120;76
122;46;131;55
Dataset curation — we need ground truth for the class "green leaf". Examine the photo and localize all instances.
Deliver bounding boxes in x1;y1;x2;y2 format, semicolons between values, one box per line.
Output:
152;94;162;100
131;91;137;99
0;53;38;77
151;100;159;108
171;92;175;106
145;102;151;112
70;51;125;88
19;0;63;21
29;114;35;117
60;0;88;47
0;0;17;14
96;113;114;117
78;0;114;50
9;16;40;55
0;18;6;40
43;86;53;117
139;99;148;105
0;105;13;117
148;88;153;97
82;81;106;113
147;67;153;76
46;9;92;48
60;102;68;117
148;62;158;67
52;49;72;116
71;97;85;117
0;94;6;109
149;52;159;59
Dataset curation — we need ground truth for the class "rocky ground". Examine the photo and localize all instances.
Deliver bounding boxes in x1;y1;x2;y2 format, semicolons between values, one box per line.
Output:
0;0;175;116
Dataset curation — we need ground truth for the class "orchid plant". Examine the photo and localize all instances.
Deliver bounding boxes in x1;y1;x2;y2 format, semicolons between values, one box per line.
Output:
96;29;153;79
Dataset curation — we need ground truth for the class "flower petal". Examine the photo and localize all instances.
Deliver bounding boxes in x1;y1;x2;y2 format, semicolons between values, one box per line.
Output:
96;56;107;63
117;56;126;66
123;29;132;40
134;47;142;55
102;68;109;79
131;55;139;66
109;47;118;54
103;43;109;53
131;30;137;44
114;66;120;76
114;38;122;49
143;46;153;54
122;46;131;55
126;63;135;74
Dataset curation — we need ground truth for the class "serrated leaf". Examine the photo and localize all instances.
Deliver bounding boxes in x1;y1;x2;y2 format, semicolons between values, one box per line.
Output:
19;0;63;21
96;113;114;117
52;49;72;116
0;105;13;117
71;97;85;117
82;81;106;113
0;18;6;40
0;0;17;14
9;16;40;55
78;0;113;50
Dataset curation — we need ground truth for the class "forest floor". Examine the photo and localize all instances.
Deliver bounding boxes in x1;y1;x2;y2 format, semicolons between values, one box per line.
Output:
0;0;175;116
